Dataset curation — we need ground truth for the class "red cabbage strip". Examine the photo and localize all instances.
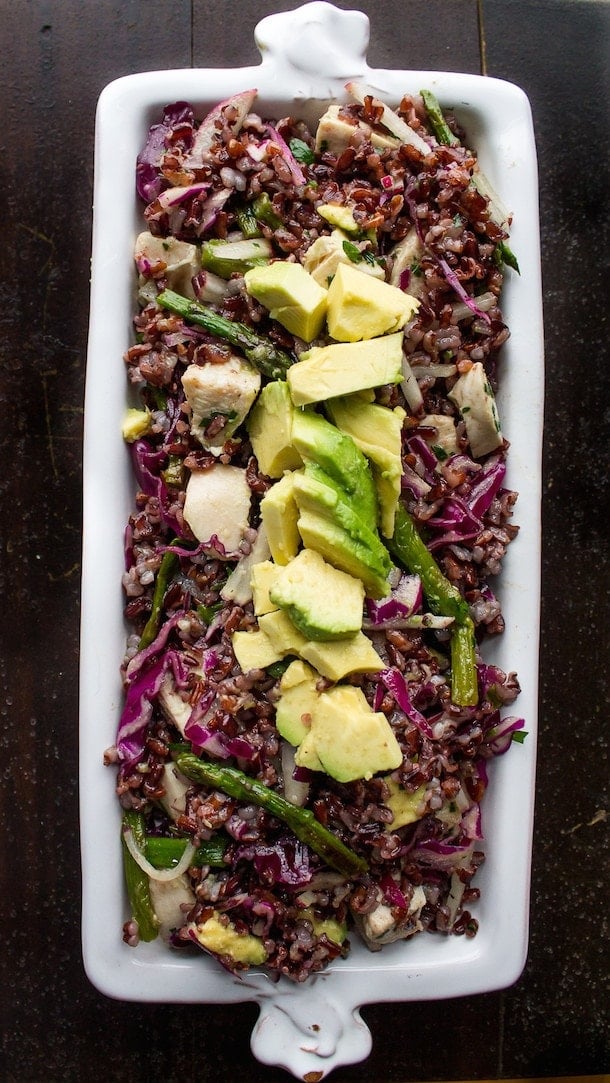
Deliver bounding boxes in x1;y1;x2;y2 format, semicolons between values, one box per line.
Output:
482;714;526;756
412;839;475;870
118;646;187;767
235;838;312;886
438;258;492;325
380;872;409;909
467;457;507;518
379;668;435;739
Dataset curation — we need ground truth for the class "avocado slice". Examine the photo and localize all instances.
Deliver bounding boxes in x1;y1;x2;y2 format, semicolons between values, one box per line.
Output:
247;380;303;478
287;333;404;406
269;547;365;641
260;473;300;566
244;261;327;342
301;685;402;783
293;468;391;598
300;632;384;682
326;261;420;342
325;396;406;538
275;660;320;746
291;408;378;526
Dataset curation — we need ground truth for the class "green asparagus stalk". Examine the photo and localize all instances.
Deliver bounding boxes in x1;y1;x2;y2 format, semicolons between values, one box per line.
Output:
121;810;159;941
420;88;459;147
252;192;282;230
144;834;228;869
495;240;520;274
236;204;262;239
388;505;478;706
157;289;294;380
176;753;368;879
449;617;479;708
138;546;179;650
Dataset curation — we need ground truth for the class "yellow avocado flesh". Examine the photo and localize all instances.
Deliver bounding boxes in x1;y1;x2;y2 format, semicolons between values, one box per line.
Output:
260;472;300;566
326;261;420;342
257;609;383;681
269;547;365;641
287;333;404;407
244;261;327;342
325;396;406;538
383;779;428;830
190;913;267;966
299;631;384;682
232;628;282;671
249;560;282;616
303;685;402;783
247;380;303;478
301;908;348;946
275;660;320;745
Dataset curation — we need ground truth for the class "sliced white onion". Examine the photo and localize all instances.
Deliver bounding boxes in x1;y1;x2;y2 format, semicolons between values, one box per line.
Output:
346;81;431;156
471;170;511;230
401;355;424;411
123;827;197;882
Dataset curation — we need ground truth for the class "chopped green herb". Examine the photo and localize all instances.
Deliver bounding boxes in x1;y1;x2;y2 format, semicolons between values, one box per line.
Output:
511;730;528;744
431;444;449;461
289;138;315;165
342;239;363;264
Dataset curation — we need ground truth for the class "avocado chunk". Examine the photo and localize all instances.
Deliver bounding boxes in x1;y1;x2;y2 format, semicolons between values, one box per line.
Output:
297;685;402;782
293;727;325;772
250;560;282;615
269;547;365;641
189;912;267;966
291;408;378;526
275;660;320;745
293;468;391;598
287;333;404;406
301;907;348;946
300;632;384;682
303;228;386;287
325;396;406;538
317;202;360;234
382;779;428;830
258;609;309;657
259;472;300;566
244;261;327;342
326;261;420;342
247;380;303;478
122;407;152;442
232;628;283;671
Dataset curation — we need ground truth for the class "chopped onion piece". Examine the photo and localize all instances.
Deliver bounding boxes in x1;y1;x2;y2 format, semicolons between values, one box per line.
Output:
123;826;196;882
346;81;430;156
401;355;424;411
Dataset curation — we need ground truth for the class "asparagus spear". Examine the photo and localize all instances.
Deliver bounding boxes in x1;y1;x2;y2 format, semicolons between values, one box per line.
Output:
144;834;228;869
138;547;179;650
420;88;459;147
176;753;368;879
157;289;294;380
388;504;478;706
121;810;159;941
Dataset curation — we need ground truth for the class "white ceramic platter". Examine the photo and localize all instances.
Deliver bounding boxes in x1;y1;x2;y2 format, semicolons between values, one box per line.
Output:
80;3;543;1077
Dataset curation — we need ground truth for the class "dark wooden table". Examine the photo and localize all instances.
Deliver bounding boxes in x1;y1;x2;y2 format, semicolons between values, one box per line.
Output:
1;2;608;1080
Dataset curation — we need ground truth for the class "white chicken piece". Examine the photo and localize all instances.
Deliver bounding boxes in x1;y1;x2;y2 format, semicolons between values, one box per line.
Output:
388;227;426;298
303;229;386;287
134;231;200;300
315;104;400;155
357;885;427;950
159;762;191;821
183;464;252;554
220;522;272;606
181;356;261;452
448;361;503;458
420;413;459;458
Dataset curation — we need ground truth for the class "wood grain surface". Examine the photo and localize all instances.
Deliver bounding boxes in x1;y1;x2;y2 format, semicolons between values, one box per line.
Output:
0;1;608;1080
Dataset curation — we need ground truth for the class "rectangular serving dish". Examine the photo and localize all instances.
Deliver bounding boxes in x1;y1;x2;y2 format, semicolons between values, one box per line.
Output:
80;4;543;1075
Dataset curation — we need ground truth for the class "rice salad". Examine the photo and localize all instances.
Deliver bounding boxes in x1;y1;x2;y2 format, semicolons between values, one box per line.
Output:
106;84;525;982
